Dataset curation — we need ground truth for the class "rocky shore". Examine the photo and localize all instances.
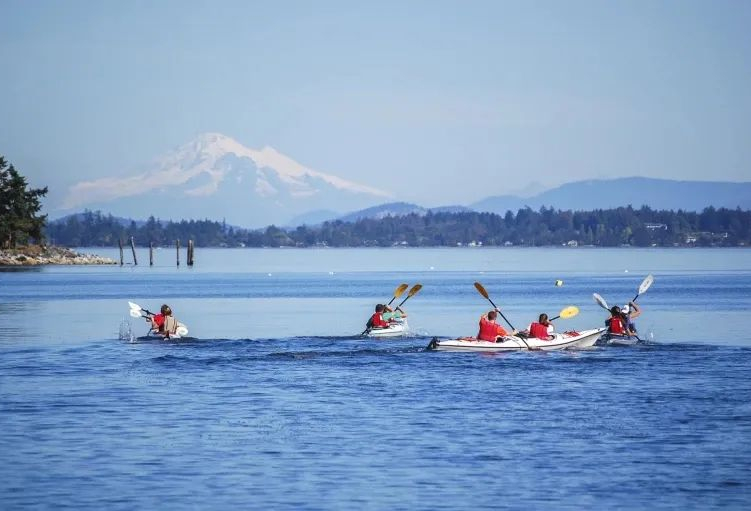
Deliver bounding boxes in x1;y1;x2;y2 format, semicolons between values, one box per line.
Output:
0;246;116;266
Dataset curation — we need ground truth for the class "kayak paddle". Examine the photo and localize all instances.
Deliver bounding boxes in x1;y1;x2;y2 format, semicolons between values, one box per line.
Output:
594;273;653;311
473;282;515;330
592;293;609;311
128;301;155;317
632;274;654;302
396;284;422;309
386;283;409;306
550;306;579;321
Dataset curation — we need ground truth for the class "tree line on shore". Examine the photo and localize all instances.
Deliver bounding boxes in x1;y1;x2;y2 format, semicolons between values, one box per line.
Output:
2;155;748;249
47;206;751;248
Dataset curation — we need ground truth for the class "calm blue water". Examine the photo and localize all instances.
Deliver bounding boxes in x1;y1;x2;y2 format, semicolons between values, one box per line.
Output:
1;248;750;509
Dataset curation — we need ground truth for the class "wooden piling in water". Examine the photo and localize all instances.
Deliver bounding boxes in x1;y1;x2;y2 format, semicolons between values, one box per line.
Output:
149;242;154;266
176;239;180;266
187;240;194;266
118;239;124;266
130;237;138;265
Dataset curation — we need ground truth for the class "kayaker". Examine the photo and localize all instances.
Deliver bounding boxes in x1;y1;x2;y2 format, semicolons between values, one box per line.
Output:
148;304;179;338
367;304;390;330
528;313;554;340
622;302;641;335
383;304;407;322
605;305;627;335
477;309;511;342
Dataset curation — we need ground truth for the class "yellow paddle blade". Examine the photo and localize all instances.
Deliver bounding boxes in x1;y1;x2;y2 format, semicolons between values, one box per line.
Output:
407;284;423;297
474;282;490;299
393;283;409;298
558;306;579;319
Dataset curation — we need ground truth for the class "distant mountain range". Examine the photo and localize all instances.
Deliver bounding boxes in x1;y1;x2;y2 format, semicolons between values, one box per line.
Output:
470;177;751;214
289;177;751;226
53;132;751;228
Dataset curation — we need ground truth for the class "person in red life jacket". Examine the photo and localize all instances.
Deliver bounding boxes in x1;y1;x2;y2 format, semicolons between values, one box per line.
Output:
605;305;627;335
528;313;554;340
477;309;512;342
367;304;390;330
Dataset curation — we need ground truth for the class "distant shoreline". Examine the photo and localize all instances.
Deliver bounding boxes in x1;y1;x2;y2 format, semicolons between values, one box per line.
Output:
0;246;116;266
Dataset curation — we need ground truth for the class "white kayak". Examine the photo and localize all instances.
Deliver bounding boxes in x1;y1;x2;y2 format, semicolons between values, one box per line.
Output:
367;320;409;338
137;321;191;341
598;332;641;346
427;328;606;352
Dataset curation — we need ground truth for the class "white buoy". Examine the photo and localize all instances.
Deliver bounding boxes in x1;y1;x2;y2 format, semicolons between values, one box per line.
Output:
555;279;564;287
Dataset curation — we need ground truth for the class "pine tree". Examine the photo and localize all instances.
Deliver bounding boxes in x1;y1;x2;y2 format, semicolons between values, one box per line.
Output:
0;156;48;248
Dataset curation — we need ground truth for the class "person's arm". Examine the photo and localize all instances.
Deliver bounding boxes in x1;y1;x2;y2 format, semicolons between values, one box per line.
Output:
629;302;641;319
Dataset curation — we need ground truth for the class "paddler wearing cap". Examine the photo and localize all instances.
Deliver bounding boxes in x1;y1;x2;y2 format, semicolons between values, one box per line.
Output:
621;301;641;336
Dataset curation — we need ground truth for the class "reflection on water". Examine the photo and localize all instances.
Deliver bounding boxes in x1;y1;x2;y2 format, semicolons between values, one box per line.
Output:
0;266;43;273
0;302;40;339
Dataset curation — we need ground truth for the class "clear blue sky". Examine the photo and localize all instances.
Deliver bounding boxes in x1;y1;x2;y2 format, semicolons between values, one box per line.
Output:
1;0;750;209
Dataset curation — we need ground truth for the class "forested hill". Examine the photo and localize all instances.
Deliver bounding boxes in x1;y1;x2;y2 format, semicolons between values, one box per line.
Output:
46;207;751;248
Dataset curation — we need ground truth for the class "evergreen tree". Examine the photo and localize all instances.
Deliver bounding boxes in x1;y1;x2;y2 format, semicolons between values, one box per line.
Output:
0;156;48;248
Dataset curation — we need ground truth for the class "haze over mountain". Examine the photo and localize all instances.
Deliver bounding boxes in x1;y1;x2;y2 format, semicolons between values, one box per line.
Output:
58;133;392;227
471;177;751;215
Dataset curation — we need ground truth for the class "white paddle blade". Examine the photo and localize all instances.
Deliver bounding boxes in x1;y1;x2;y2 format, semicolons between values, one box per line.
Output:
129;309;144;318
638;274;654;295
593;293;609;310
176;324;189;336
559;306;579;319
128;301;142;311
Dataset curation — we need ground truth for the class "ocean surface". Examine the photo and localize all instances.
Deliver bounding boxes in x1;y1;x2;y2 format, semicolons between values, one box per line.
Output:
1;247;750;509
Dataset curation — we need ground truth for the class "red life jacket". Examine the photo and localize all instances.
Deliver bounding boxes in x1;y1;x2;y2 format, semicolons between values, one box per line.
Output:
608;315;625;334
477;317;506;341
370;312;389;329
529;322;551;340
152;313;165;332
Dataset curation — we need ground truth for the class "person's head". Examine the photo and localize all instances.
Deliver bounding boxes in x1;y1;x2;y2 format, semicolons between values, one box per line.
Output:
539;313;549;324
487;310;497;320
384;305;393;312
375;304;384;313
610;305;621;316
161;304;172;316
622;304;631;314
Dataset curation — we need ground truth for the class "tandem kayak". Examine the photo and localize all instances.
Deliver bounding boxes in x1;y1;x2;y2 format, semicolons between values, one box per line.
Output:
426;328;606;352
367;320;409;338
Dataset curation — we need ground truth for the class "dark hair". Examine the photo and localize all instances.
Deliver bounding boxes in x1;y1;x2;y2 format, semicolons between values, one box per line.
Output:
539;313;548;323
610;305;621;315
161;304;172;316
375;304;384;313
487;310;497;320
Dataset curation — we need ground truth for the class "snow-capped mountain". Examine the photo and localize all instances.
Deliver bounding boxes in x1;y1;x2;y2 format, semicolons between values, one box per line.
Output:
60;133;393;227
